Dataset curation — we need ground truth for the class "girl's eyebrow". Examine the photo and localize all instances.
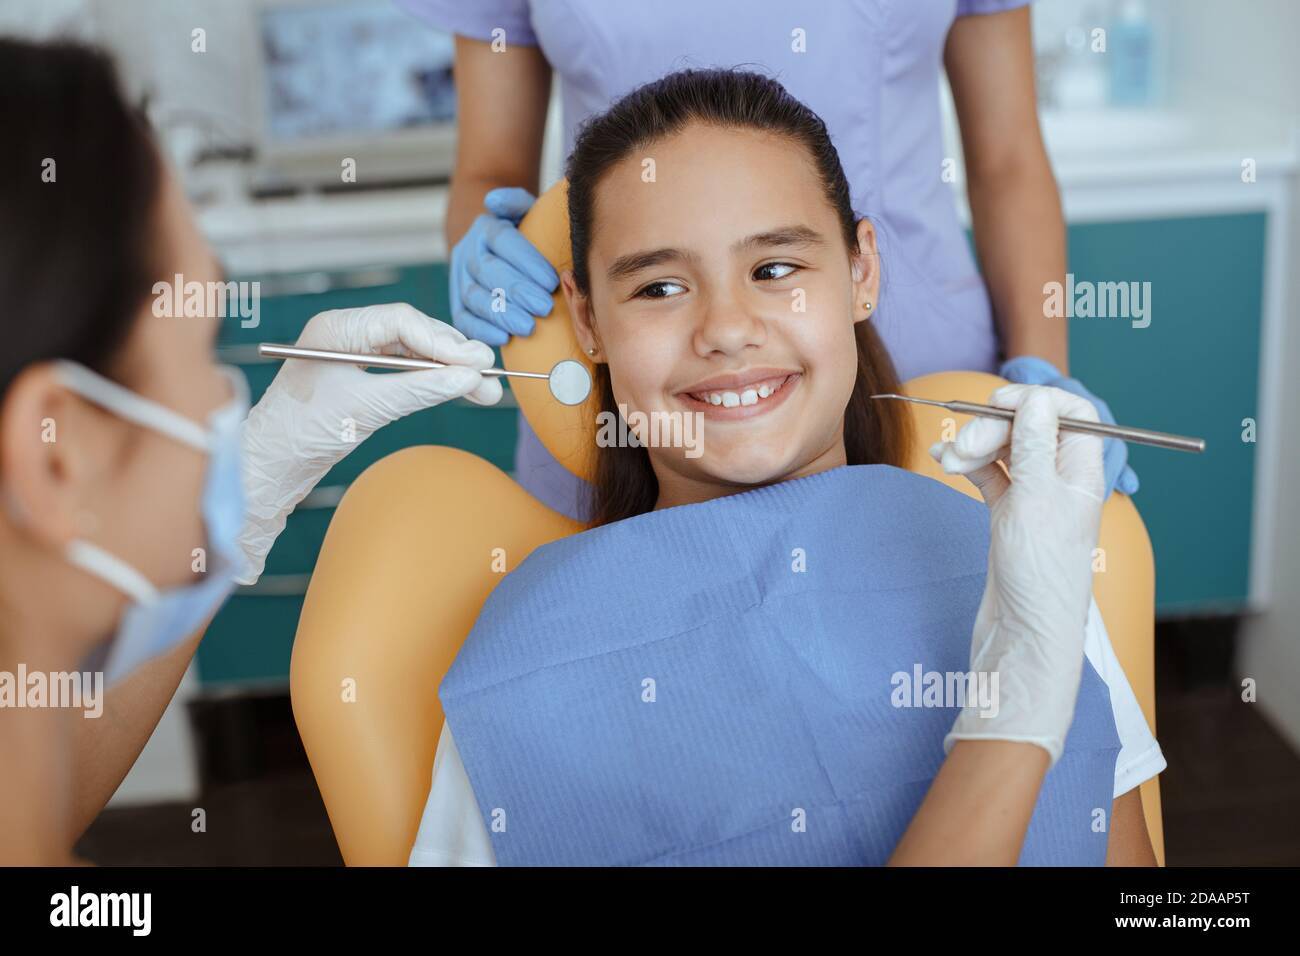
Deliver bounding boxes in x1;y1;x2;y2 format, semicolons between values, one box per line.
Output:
733;224;826;252
606;225;826;282
607;246;698;282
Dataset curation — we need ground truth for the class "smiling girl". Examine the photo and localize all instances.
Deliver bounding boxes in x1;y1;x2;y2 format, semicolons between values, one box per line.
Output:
388;68;1165;866
562;74;909;520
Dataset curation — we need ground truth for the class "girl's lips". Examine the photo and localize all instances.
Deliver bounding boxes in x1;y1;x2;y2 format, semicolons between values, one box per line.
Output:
675;372;801;421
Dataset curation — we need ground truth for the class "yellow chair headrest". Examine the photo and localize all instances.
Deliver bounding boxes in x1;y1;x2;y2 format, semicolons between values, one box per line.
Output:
505;179;598;483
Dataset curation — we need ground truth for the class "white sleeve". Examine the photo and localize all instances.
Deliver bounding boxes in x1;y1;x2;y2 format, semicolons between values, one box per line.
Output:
408;719;498;866
1081;596;1168;801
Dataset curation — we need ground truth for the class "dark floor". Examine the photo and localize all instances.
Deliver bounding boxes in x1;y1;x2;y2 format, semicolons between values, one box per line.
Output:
74;615;1300;866
76;691;344;866
1154;616;1300;866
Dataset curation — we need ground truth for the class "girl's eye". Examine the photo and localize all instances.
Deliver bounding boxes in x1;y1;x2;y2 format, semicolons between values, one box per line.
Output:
634;280;686;299
754;262;800;281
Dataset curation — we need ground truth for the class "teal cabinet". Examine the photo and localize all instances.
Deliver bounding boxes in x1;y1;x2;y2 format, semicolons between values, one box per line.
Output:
1065;213;1265;614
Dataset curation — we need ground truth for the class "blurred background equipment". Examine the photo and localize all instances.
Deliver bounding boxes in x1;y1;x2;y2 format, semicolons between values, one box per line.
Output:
249;0;457;191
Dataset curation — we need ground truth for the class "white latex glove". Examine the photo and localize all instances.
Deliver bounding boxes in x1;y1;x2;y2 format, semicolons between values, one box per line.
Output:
929;384;1105;767
235;303;502;584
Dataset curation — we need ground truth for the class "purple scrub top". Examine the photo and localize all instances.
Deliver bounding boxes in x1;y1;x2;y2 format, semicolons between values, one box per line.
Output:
398;0;1030;519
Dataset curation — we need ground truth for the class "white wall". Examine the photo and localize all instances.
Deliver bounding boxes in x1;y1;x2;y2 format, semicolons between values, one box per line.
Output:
1167;0;1300;118
1240;182;1300;754
0;0;97;39
1172;1;1300;750
93;0;257;158
0;1;259;161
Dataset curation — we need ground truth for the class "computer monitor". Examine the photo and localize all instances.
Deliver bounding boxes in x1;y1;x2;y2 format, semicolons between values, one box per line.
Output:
249;0;457;190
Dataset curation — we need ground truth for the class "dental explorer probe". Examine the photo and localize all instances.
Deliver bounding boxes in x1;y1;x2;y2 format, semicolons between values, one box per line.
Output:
258;343;593;406
869;394;1205;454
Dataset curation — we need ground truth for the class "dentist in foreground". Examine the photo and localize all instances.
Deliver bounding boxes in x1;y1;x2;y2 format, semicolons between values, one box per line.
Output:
0;39;498;864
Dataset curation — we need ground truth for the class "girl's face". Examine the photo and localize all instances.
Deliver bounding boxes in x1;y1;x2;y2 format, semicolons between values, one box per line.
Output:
562;121;880;507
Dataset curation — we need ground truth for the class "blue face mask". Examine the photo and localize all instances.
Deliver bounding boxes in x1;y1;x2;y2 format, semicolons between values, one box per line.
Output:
51;360;250;686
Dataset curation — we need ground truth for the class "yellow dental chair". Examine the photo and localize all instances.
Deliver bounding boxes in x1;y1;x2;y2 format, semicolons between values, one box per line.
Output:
290;181;1165;866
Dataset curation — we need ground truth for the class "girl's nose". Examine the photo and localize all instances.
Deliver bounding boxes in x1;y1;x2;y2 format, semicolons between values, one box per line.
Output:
693;290;767;356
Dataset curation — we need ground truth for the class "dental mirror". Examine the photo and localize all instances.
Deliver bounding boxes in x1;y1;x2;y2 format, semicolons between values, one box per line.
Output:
545;359;592;406
258;344;592;406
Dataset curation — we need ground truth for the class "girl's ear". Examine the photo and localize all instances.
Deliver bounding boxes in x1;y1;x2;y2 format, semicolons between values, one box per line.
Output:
851;218;881;324
562;270;601;357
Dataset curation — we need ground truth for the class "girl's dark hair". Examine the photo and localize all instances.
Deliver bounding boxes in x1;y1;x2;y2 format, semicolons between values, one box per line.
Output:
0;39;162;394
565;67;912;527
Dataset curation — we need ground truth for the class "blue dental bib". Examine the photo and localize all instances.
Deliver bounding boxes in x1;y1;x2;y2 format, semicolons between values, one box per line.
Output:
438;464;1120;865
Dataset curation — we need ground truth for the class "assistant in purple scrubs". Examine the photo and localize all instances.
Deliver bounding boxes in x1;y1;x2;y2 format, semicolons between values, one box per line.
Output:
402;0;1138;519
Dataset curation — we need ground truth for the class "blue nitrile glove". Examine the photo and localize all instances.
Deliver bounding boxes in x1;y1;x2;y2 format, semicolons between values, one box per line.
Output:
448;187;560;347
999;355;1140;498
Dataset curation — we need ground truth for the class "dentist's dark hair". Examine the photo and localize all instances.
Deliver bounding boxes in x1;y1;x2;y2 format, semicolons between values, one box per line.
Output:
0;38;161;394
565;67;912;527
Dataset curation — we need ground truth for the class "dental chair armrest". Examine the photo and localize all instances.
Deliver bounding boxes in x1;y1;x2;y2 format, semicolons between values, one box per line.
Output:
290;445;581;865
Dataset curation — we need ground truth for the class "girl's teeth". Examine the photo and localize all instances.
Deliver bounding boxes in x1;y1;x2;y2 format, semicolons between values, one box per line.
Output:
696;375;790;408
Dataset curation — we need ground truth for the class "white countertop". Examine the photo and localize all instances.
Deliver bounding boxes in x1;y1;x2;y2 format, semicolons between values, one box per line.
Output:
1044;107;1299;183
200;184;451;278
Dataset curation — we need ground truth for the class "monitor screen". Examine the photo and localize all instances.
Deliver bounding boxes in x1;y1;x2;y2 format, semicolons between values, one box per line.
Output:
260;0;455;143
